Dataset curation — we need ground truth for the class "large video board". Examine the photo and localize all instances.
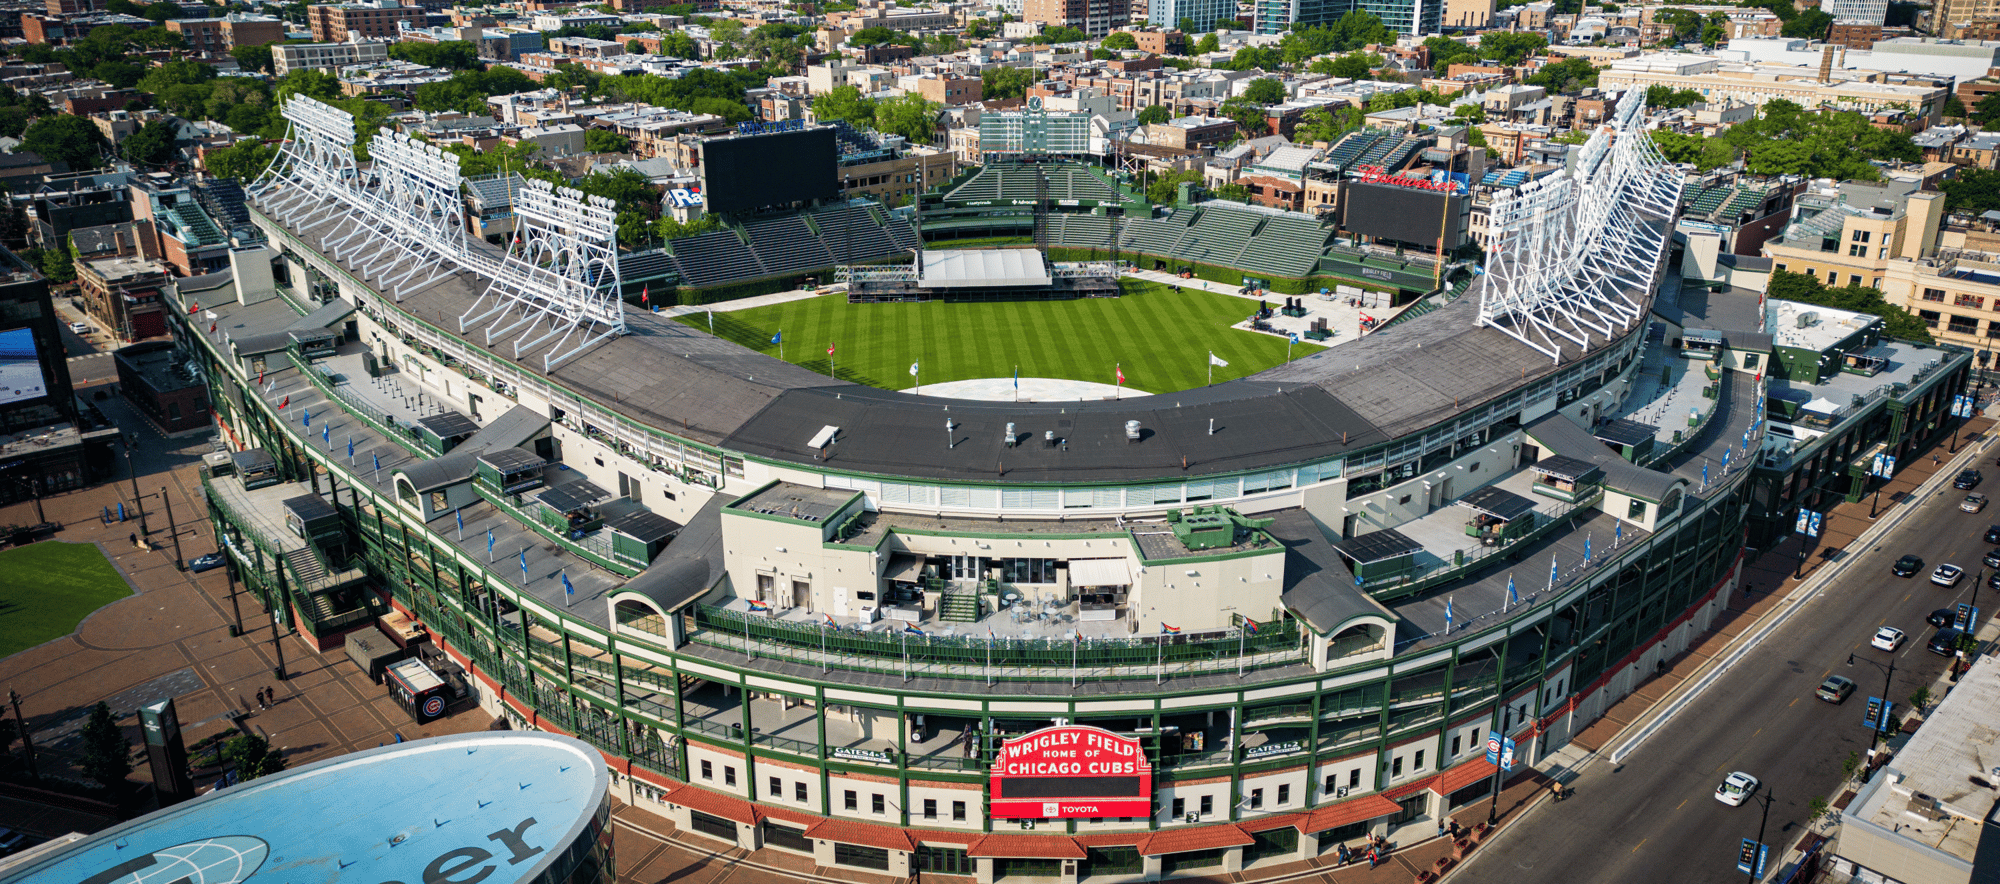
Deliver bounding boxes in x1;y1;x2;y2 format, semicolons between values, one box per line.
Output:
0;327;47;406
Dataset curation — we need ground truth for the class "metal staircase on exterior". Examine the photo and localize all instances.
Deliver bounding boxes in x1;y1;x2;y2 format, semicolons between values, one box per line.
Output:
939;587;985;623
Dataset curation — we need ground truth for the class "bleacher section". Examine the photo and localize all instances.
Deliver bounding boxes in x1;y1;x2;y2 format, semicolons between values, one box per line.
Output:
1321;129;1424;175
941;163;1127;205
1240;212;1333;279
744;216;836;275
1120;209;1195;256
665;203;921;291
193;179;251;228
1051;214;1119;251
1174;204;1259;267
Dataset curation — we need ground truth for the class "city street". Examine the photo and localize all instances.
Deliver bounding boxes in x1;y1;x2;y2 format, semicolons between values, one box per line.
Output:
1457;439;1995;884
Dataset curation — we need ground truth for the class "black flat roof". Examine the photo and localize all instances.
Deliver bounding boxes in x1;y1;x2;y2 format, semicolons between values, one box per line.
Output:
1531;454;1600;482
608;508;680;543
537;478;611;512
1594;418;1656;448
1458;485;1535;521
418;411;480;438
477;448;544;474
282;493;338;522
1335;528;1421;564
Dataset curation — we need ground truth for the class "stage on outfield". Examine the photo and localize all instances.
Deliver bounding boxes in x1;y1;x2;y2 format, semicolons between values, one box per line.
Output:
841;248;1121;302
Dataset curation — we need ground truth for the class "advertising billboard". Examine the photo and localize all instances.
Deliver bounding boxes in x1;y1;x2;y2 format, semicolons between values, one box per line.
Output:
699;127;838;215
989;725;1152;819
0;327;47;406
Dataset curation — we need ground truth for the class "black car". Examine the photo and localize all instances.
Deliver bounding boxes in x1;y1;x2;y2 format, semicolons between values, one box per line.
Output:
1958;469;1985;490
1893;554;1925;577
1986;525;2000;545
1930;608;1957;628
1985;548;2000;568
1929;627;1966;656
186;552;225;573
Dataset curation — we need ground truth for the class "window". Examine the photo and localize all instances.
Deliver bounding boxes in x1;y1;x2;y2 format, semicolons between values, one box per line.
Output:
724;766;736;787
1324;774;1337;795
769;777;782;797
1278;784;1290;805
1850;275;1862;287
1924;287;1947;302
1349;769;1362;788
1398;494;1411;504
1958;293;1987;309
1248;788;1264;809
1198;795;1213;816
1628;498;1648;520
1172;797;1186;818
923;798;937;819
832;843;890;871
953;800;967;821
1451;734;1461;756
871;794;885;815
1851;229;1870;243
1392;756;1404;777
1414;750;1425;771
700;760;713;780
795;782;808;802
1745;353;1759;368
844;790;858;811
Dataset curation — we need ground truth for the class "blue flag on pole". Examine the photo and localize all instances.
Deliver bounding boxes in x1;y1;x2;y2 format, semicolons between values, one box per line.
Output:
456;508;463;533
487;529;495;556
1583;534;1592;564
347;437;354;459
302;408;310;427
322;423;329;445
1289;333;1299;343
904;624;926;637
1013;367;1018;390
561;570;574;600
1615;523;1623;545
519;548;528;581
770;331;781;344
1550;555;1559;587
1444;596;1454;631
373;452;380;472
1507;574;1518;607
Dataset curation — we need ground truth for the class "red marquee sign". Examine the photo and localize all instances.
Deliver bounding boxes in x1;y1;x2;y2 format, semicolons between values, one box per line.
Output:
989;725;1153;819
1354;164;1466;194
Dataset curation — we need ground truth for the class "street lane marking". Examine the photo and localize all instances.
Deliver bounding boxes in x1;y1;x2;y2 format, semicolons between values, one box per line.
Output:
1676;799;1687;810
1788;698;1798;707
1632;838;1647;853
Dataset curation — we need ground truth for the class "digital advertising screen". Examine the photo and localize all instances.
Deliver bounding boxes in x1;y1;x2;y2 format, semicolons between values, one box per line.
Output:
699;128;839;215
0;327;47;407
1341;182;1467;248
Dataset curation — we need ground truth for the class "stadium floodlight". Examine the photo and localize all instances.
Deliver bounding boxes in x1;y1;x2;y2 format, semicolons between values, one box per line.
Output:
458;179;626;371
352;131;481;298
1477;91;1684;363
253;95;360;226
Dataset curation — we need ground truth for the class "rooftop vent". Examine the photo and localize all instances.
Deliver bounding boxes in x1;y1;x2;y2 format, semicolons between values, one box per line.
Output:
1125;420;1142;442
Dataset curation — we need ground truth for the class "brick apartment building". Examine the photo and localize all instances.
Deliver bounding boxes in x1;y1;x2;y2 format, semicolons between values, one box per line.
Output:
1024;0;1129;36
167;13;285;59
307;1;424;43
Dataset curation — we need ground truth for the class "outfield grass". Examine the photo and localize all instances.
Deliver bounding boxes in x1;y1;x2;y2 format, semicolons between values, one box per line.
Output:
680;281;1319;393
0;541;132;658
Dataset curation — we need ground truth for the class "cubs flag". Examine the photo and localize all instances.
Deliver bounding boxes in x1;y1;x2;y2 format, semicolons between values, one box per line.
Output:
1209;352;1229;367
770;331;781;344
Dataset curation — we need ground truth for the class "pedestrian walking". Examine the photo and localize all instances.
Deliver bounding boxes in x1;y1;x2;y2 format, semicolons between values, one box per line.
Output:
1367;849;1378;869
1552;780;1565;802
129;532;137;547
265;685;276;706
255;688;267;709
1438;820;1447;839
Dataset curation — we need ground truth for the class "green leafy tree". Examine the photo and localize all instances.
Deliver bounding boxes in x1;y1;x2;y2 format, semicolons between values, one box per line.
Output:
1102;31;1138;50
231;41;277;73
275;68;341;103
1452;102;1485;124
1645;84;1703;108
22;114;105;169
659;31;698;58
1219;95;1267;134
1781;8;1832;39
874;92;941;143
1944;95;1966;119
966;18;993;39
224;734;286;781
1144;168;1203;204
1194;33;1220;54
811;83;875;126
1223;45;1281;71
1242;77;1286;104
0;107;31;140
584;129;631;153
1309;50;1380;78
1424;35;1479;69
1972;92;2000;127
657;213;721;241
1466;127;1487;148
1293;104;1360;143
205;139;276;180
1942;169;2000;214
1523;56;1597;92
1766;269;1932;342
120;118;178;166
1700;11;1728;48
141;0;181;21
1214;182;1251;202
92;61;145;88
980;66;1038;100
39;240;75;282
132;25;183;50
1478;31;1546;64
389;40;481;70
1136;104;1171;125
78;702;130;790
573;167;661;248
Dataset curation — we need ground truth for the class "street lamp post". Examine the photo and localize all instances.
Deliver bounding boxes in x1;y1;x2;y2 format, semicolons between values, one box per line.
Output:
8;690;36;781
161;486;183;570
123;436;147;535
1748;788;1774;883
224;556;243;637
1848;652;1896;765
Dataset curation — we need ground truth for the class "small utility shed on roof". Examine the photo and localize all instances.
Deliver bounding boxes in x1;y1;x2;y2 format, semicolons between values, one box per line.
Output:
476;448;547;495
607;508;679;569
1457;484;1537;543
1529;454;1600;501
1334;528;1422;584
416;411;480;455
1593;418;1657;463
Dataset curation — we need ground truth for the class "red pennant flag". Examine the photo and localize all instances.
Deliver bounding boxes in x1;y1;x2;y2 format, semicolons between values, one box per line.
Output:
1115;365;1125;385
209;322;216;332
187;301;200;315
827;342;835;356
257;367;264;385
641;286;650;305
278;395;289;409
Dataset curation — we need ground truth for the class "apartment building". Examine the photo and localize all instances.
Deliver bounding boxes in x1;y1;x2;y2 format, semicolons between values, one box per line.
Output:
1598;53;1947;130
1253;0;1438;37
273;34;390;75
1762;180;1945;293
307;0;424;42
1934;0;2000;40
166;13;284;60
1023;0;1129;36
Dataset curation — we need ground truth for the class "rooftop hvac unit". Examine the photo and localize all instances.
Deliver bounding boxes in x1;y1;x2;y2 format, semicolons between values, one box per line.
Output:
1125;420;1142;441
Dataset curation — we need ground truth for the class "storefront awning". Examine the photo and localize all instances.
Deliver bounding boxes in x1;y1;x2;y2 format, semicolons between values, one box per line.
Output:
1068;557;1132;587
884;554;924;583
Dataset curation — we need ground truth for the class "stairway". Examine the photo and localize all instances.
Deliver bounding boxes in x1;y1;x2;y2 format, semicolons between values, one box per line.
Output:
282;548;326;586
939;589;983;623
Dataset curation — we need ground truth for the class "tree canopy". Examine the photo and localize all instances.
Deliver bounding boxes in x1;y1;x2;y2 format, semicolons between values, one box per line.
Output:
1135;104;1171;125
388;40;482;70
23;114;105;169
1101;31;1138;50
1941;169;2000;215
981;65;1039;99
1242;77;1286;104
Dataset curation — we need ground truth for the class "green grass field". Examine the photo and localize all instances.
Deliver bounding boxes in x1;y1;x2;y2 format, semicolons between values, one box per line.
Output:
680;281;1319;393
0;541;133;658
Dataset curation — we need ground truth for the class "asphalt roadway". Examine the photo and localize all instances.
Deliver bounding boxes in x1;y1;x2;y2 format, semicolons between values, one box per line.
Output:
1455;465;1996;884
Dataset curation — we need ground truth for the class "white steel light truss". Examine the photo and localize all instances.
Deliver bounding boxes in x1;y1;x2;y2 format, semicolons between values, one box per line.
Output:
324;130;488;299
252;95;359;231
1477;92;1687;363
457;179;626;371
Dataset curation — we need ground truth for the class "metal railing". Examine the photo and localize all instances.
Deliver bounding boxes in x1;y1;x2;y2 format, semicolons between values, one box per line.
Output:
1363;487;1603;602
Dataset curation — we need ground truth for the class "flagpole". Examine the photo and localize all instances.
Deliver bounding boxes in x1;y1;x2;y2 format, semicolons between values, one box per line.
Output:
985;630;992;687
1156;632;1163;685
902;629;910;683
821;620;829;674
1072;634;1079;688
1237;624;1245;678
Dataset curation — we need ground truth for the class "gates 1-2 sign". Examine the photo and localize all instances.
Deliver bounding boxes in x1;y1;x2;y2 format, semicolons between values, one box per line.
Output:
990;725;1153;819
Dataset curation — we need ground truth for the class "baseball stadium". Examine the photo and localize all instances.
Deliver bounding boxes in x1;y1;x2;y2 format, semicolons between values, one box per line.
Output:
165;90;1972;883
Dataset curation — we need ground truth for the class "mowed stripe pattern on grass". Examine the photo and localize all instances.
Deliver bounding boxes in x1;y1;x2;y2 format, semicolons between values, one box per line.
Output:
680;281;1313;393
